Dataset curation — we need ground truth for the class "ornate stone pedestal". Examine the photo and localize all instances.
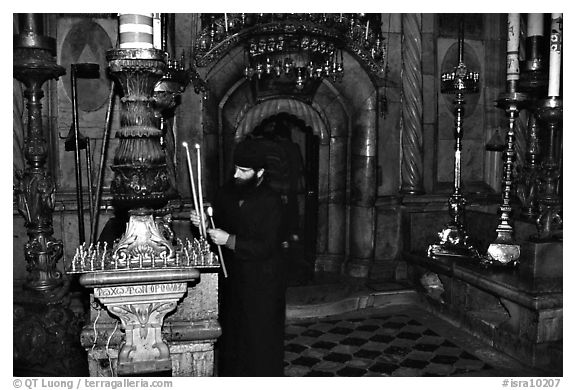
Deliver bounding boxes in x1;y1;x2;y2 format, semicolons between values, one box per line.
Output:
80;269;199;375
80;271;221;377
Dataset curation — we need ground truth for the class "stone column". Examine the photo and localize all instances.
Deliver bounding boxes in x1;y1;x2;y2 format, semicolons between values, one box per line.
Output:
346;92;377;278
400;13;425;194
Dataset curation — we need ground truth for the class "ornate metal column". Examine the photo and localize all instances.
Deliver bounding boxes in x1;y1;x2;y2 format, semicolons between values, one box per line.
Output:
400;13;425;194
534;14;562;241
535;97;562;240
517;14;547;219
13;13;89;377
14;14;65;292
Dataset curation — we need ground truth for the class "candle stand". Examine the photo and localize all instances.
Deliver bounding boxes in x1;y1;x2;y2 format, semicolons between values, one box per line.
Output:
534;97;562;240
428;21;480;260
484;90;527;266
517;33;547;219
68;48;220;376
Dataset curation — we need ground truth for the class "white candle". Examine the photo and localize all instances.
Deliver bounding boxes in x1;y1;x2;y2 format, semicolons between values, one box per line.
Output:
548;13;562;97
365;20;370;40
527;14;544;37
152;13;162;49
195;144;207;238
224;13;228;33
182;142;201;236
506;13;520;82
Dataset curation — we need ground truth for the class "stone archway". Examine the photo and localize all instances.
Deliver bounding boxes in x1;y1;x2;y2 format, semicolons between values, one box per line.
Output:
199;41;379;279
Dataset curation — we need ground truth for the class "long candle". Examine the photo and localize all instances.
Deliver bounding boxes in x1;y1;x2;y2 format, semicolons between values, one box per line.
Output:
527;14;544;37
195;144;207;238
152;13;162;49
506;13;520;82
365;20;370;40
224;13;228;33
182;142;201;236
548;13;563;97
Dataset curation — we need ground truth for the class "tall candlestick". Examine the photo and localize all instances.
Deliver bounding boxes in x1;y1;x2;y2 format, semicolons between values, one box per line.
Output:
548;13;562;97
182;142;202;236
527;14;544;37
507;13;521;83
195;144;207;238
152;13;162;49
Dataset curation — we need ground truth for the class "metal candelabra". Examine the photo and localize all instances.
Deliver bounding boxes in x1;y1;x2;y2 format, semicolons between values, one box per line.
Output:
535;97;562;240
428;18;480;260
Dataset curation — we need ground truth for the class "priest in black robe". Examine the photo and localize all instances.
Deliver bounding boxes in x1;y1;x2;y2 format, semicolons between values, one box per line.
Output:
191;138;286;376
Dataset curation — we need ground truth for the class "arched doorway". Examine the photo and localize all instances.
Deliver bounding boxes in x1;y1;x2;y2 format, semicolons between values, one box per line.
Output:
193;25;379;279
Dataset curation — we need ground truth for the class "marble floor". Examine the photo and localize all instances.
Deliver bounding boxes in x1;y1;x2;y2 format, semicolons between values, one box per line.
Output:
283;305;559;377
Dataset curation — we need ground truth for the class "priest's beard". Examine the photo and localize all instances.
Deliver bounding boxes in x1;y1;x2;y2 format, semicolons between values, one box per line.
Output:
234;174;261;198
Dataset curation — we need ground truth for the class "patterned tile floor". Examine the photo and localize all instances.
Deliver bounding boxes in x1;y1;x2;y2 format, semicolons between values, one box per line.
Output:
283;306;550;377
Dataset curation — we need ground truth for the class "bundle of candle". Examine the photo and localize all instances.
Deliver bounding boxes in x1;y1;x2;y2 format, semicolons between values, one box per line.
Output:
66;236;219;274
441;65;480;94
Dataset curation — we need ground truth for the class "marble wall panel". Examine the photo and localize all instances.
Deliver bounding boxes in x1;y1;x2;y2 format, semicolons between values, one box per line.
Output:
327;203;346;255
328;137;347;203
349;205;375;261
315;202;328;254
374;205;402;262
350;155;377;206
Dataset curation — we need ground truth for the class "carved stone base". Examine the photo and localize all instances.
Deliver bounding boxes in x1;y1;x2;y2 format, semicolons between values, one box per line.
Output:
87;341;216;377
80;269;199;376
80;272;221;377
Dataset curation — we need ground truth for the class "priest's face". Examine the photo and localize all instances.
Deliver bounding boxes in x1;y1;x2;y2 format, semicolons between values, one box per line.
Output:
233;165;264;188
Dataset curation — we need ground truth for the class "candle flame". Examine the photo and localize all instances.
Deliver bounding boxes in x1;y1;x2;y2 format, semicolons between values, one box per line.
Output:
195;143;201;149
207;206;213;216
182;141;189;148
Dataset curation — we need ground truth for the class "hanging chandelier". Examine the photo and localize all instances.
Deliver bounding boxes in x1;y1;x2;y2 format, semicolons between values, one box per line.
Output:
244;34;344;90
194;13;390;91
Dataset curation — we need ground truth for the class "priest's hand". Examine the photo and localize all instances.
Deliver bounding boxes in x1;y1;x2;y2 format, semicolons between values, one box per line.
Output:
207;228;230;246
190;210;207;229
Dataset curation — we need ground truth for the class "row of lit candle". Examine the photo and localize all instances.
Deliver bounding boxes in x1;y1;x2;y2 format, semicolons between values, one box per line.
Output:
507;13;562;97
68;237;218;273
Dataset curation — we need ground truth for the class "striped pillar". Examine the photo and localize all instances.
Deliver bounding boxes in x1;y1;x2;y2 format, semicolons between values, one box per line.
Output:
119;13;154;49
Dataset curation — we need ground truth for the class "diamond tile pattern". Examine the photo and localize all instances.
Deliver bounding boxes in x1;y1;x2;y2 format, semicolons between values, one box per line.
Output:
284;313;492;377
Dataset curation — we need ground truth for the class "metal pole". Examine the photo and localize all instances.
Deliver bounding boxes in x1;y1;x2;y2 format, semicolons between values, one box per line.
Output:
86;137;94;230
90;82;115;244
71;64;85;244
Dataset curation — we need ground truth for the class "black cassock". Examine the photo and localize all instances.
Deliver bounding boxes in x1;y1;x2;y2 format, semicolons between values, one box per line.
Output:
212;180;286;376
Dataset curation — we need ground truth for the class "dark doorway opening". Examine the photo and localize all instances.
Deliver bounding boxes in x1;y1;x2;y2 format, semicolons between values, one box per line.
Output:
250;112;319;285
